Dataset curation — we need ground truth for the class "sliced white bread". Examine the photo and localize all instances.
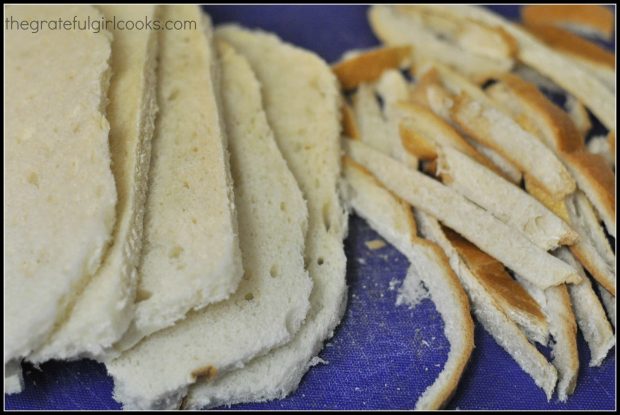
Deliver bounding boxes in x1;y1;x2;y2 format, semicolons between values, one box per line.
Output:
107;38;314;410
557;249;615;367
525;180;616;297
450;93;576;200
368;5;513;83
28;5;160;363
343;157;474;410
185;25;348;408
4;360;24;395
442;227;548;345
417;5;615;130
515;273;578;402
521;4;614;42
332;45;412;90
597;285;616;331
5;5;116;365
438;146;577;251
114;7;243;351
345;139;580;289
587;135;614;169
523;23;615;92
416;212;558;400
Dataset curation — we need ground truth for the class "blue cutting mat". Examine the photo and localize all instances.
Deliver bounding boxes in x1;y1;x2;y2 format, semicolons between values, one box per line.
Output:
5;5;615;410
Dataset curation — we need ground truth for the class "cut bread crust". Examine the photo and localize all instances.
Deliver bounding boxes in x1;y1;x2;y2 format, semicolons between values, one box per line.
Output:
5;5;116;364
521;5;614;41
524;23;615;91
184;24;348;408
114;8;243;351
343;158;473;410
467;140;522;184
443;228;548;345
557;249;615;367
525;180;616;297
489;74;615;238
416;212;558;400
515;273;578;402
368;5;513;83
439;146;577;251
29;5;160;363
107;35;314;410
345;139;581;289
332;45;412;90
587;135;614;169
416;5;615;130
450;93;576;200
341;101;361;139
565;95;592;139
597;285;616;331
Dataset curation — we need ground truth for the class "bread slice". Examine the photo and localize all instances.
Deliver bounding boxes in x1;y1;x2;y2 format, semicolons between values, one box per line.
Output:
564;95;592;138
416;5;615;130
184;25;348;408
450;93;576;200
368;5;513;83
332;45;412;90
523;23;615;92
345;139;580;288
557;249;615;367
525;180;616;296
416;212;558;400
342;158;474;410
27;5;160;363
353;83;395;157
489;75;615;237
438;146;577;250
587;135;614;169
4;360;23;395
521;4;614;41
107;37;314;410
597;285;616;331
442;227;548;345
514;273;578;402
5;5;116;364
114;7;243;351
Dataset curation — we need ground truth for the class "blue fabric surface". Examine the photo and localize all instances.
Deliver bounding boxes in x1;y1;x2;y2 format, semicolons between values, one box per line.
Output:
5;5;616;410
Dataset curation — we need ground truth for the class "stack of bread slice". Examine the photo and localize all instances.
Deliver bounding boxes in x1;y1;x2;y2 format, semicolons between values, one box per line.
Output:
5;4;348;409
329;4;614;408
5;4;614;410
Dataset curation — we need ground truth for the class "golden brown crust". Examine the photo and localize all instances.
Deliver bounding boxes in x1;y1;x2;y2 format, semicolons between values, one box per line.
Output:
569;244;616;295
523;23;614;69
499;73;583;153
521;5;614;40
332;46;412;90
443;227;546;323
563;149;615;228
524;176;571;223
341;101;360;139
609;130;616;162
